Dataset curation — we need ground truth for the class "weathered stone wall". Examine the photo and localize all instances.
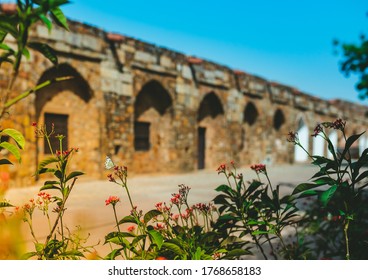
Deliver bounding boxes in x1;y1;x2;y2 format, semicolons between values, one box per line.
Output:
1;12;368;187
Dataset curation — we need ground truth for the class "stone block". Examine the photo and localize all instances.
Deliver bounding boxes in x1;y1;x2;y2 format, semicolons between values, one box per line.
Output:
182;65;193;80
135;51;156;64
160;56;173;68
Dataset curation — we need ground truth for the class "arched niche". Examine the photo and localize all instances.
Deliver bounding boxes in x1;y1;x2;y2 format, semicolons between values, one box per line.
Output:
294;118;309;162
273;109;285;131
197;92;224;122
134;80;173;120
132;79;174;173
36;63;93;119
243;102;258;126
35;63;99;178
197;92;225;169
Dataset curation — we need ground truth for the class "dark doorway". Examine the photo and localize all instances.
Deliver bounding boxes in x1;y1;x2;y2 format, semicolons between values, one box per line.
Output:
198;127;206;169
44;113;68;154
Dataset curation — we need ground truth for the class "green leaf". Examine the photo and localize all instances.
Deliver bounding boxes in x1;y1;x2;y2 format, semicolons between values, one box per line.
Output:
50;7;69;30
0;30;7;43
148;230;164;249
37;167;56;175
252;230;275;235
297;190;321;199
215;184;236;196
22;47;30;60
39;13;53;32
320;185;338;207
54;170;63;180
223;249;251;259
292;182;320;195
104;248;123;260
0;15;19;38
143;209;162;224
0;142;21;162
28;42;58;65
40;184;60;191
38;156;59;169
0;43;14;52
2;128;25;149
0;201;13;208
65;171;84;182
61;250;84;258
118;216;138;225
35;243;44;253
0;159;13;165
340;132;365;163
105;232;135;245
247;180;263;195
355;170;368;184
161;241;184;256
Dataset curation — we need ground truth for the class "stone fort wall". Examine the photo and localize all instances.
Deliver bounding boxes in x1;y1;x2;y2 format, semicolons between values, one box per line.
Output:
1;10;368;187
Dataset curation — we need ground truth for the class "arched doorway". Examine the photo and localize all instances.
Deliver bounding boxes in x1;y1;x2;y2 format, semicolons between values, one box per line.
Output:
35;63;98;176
313;135;325;157
328;130;338;159
197;92;225;169
133;80;173;172
294;118;309;162
273;109;285;131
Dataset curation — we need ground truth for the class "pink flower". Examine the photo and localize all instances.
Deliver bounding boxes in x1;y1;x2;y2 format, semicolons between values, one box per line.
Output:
154;223;165;230
250;164;266;174
311;124;323;137
287;131;298;143
216;163;226;174
170;193;181;205
127;225;135;232
107;174;116;183
105;196;120;206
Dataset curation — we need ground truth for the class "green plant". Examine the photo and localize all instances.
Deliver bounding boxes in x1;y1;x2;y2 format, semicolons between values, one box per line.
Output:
19;122;91;259
212;162;304;260
104;159;236;260
289;119;368;259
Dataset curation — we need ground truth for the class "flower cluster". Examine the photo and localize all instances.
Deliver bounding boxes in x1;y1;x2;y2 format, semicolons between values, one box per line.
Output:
107;165;128;186
311;123;323;137
127;225;136;232
36;192;51;213
250;164;266;174
287;131;298;143
105;196;120;206
32;122;54;139
216;163;226;174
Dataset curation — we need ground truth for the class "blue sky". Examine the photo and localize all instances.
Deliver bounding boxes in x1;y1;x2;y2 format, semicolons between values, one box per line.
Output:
6;0;368;104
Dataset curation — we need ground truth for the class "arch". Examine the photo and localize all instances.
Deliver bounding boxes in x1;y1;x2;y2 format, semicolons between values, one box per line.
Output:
35;63;93;118
197;92;225;170
197;92;224;122
34;63;99;180
294;118;309;162
134;80;172;119
328;130;338;159
359;134;367;156
243;102;258;126
313;135;325;157
273;109;285;131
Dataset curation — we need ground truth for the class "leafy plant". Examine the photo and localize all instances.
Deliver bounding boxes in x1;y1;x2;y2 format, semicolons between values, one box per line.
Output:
104;159;233;260
212;162;304;260
289;119;368;259
18;122;90;259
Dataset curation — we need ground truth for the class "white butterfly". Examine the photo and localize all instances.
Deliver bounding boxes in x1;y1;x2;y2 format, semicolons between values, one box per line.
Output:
104;156;115;170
